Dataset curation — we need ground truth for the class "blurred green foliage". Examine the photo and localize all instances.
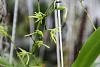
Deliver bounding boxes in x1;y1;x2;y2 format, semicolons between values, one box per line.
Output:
72;27;100;67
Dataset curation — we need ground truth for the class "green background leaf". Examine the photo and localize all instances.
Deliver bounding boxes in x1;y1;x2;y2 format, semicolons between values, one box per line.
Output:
72;27;100;67
0;57;13;67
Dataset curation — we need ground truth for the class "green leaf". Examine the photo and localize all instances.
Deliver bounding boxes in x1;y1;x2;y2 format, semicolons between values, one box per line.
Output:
72;27;100;67
0;57;12;67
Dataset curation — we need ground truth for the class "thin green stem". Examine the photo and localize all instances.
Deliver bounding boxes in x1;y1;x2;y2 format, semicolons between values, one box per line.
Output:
37;21;41;30
45;0;55;16
80;1;96;31
37;0;40;12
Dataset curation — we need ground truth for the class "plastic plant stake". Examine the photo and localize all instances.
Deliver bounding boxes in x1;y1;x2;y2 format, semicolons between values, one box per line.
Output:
54;4;61;67
9;0;19;64
55;0;64;67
